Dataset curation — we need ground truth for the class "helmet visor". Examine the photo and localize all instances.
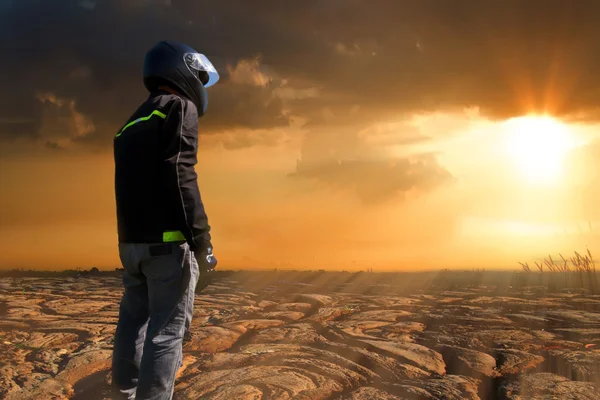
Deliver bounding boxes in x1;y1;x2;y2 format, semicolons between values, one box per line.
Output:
184;52;219;88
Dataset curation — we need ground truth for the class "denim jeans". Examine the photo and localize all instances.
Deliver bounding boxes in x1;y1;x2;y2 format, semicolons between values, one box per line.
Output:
111;241;199;400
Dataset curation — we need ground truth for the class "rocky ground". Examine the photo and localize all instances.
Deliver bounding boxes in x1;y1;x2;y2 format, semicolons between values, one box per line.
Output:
0;271;599;399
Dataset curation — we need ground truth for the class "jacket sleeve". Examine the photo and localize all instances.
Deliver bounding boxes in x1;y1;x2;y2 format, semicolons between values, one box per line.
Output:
161;97;212;252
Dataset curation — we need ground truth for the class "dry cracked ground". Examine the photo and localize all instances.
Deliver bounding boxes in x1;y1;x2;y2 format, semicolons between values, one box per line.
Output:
1;272;600;399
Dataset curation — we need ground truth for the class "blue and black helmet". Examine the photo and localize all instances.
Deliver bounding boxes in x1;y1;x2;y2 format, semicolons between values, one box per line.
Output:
143;41;219;115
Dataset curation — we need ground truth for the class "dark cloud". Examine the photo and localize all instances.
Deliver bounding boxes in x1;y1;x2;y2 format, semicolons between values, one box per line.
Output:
2;0;600;151
0;0;293;148
45;140;65;151
0;95;43;140
200;58;290;133
172;0;600;121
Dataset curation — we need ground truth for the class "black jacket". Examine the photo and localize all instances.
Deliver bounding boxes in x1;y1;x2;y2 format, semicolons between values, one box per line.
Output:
113;90;212;252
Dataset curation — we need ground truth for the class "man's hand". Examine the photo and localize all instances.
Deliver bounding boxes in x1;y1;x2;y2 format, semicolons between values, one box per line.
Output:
194;246;217;274
194;246;217;292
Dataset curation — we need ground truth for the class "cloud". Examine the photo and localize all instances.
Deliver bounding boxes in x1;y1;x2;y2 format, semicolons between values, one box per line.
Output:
216;129;287;151
78;0;96;10
45;140;65;151
290;120;452;203
330;38;380;57
31;92;96;151
226;57;272;87
199;58;292;133
37;92;95;138
293;155;452;204
3;0;600;153
357;121;432;148
0;0;296;149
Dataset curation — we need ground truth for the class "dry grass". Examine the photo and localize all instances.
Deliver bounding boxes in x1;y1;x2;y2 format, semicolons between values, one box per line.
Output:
518;248;600;293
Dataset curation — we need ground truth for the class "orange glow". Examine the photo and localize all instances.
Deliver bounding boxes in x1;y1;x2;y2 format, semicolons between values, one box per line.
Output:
0;111;598;272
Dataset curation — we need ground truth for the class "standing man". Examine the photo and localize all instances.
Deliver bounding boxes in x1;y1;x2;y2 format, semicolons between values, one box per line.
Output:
111;41;219;399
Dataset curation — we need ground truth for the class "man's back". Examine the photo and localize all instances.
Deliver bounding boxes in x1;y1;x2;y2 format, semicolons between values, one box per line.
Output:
114;90;206;247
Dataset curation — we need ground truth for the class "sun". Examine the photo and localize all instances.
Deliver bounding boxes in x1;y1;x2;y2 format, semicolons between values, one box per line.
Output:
503;115;574;185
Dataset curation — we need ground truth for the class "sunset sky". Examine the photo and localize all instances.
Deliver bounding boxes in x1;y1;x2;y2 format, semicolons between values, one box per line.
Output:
2;0;600;271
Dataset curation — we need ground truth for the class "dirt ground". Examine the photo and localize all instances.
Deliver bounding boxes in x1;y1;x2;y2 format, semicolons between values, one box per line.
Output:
0;270;599;399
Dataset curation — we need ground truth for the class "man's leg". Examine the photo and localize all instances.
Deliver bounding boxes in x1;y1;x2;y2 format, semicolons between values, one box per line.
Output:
183;252;200;342
135;242;199;400
112;243;150;399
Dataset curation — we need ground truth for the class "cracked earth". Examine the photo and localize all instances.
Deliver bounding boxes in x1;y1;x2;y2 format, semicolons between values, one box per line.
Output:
1;271;599;399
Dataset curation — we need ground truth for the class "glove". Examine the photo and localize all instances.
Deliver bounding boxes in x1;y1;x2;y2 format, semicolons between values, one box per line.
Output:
194;246;217;292
194;246;217;274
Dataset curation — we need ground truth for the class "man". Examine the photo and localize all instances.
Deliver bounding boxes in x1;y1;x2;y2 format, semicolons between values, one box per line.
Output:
111;40;219;400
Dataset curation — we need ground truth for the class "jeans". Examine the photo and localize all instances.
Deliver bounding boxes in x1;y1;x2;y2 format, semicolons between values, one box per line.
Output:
111;241;199;400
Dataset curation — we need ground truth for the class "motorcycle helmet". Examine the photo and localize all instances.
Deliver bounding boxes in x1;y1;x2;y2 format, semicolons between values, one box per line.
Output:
143;40;219;115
